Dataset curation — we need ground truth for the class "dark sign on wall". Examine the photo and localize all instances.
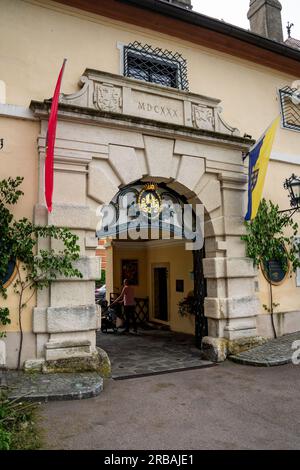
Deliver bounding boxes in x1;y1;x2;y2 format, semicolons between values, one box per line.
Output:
176;279;184;292
262;259;288;285
1;257;17;288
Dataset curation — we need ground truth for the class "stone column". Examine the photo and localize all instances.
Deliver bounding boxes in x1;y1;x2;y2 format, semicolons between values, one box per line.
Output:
27;119;102;372
202;174;262;361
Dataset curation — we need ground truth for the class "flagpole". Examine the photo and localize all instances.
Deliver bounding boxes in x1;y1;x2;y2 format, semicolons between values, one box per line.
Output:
45;59;67;212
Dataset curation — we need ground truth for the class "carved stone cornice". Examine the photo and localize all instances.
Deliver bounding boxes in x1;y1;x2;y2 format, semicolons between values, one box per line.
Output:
30;69;244;139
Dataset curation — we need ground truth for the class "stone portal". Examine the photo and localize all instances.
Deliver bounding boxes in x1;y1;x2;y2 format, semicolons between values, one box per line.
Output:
29;69;260;367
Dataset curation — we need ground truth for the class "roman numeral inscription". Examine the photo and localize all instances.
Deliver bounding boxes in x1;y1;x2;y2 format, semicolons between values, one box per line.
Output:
138;101;178;118
130;90;183;125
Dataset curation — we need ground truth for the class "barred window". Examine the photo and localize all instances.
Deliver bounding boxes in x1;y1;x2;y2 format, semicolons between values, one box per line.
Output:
123;42;189;91
279;86;300;132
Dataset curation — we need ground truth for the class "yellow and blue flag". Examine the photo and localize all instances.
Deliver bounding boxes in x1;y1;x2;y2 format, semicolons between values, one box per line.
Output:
245;117;280;221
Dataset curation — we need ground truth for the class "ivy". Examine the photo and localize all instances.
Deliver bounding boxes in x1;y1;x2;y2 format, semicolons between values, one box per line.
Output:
178;295;196;317
0;177;82;368
241;198;300;337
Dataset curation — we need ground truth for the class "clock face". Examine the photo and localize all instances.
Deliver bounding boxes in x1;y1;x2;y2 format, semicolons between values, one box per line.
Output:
138;189;161;218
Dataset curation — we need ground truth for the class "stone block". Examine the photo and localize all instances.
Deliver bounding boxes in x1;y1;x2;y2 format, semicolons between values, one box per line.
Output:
50;280;95;306
197;179;221;214
88;160;120;204
45;345;91;361
42;351;106;374
224;327;257;341
46;339;91;349
203;257;256;279
0;340;6;366
226;258;256;278
144;135;174;178
46;305;97;333
204;295;259;319
36;333;49;358
227;336;268;355
49;204;95;230
221;296;260;319
204;297;220;318
226;278;255;297
177;156;205;192
97;347;111;378
23;358;45;372
201;336;228;362
45;339;92;361
33;307;47;333
49;331;96;350
53;257;100;281
206;278;227;297
85;235;99;249
109;144;143;185
203;258;225;278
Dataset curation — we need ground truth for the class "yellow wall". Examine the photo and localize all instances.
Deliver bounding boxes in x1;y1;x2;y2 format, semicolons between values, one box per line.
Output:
111;242;195;335
1;0;300;336
0;0;299;157
146;243;194;335
259;160;300;315
113;245;148;298
0;117;39;334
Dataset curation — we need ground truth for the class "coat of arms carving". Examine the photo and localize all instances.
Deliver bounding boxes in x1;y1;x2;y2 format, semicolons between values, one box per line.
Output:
94;83;122;112
192;105;215;131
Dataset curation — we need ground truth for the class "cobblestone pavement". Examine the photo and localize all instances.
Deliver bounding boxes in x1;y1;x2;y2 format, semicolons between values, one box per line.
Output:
230;331;300;366
97;329;213;379
2;371;103;401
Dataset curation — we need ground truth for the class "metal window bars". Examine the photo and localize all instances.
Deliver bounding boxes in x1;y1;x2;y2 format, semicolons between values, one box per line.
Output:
279;85;300;132
123;41;189;91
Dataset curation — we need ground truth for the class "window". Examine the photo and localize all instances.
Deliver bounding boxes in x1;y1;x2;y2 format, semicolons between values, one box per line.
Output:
123;42;189;91
279;86;300;132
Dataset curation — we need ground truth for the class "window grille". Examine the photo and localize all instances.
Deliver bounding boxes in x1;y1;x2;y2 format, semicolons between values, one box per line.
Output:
123;41;189;91
279;86;300;132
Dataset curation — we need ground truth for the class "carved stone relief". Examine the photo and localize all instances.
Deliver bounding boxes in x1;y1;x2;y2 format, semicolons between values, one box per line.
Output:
93;83;122;112
192;104;215;131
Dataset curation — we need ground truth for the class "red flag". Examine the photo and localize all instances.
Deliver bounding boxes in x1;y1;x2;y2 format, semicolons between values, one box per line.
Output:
45;59;67;212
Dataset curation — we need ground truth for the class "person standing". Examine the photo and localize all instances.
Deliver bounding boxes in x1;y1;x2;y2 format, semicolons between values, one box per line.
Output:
112;279;137;333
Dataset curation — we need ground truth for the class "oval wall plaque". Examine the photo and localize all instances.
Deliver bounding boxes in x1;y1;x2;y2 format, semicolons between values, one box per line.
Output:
1;257;17;288
262;258;289;286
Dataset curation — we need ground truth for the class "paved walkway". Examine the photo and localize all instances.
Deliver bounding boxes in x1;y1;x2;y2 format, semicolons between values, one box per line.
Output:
41;361;300;449
1;371;103;402
96;329;213;379
230;331;300;366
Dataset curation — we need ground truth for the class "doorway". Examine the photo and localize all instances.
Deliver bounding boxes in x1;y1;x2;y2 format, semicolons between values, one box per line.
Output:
153;265;169;322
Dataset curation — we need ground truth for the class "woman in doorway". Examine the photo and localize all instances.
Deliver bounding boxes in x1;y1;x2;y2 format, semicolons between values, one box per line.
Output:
112;279;137;333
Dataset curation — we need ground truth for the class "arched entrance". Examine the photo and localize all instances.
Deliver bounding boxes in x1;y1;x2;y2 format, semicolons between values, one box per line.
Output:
29;68;260;371
97;180;208;348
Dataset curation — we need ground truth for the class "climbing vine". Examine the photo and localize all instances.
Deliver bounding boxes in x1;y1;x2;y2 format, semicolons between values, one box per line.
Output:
241;198;300;337
0;177;82;368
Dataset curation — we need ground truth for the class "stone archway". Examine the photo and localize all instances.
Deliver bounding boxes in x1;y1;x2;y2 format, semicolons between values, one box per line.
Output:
96;179;208;345
29;69;259;369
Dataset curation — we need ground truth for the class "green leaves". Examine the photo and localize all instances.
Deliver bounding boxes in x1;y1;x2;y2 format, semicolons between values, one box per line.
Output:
241;198;300;274
0;177;82;354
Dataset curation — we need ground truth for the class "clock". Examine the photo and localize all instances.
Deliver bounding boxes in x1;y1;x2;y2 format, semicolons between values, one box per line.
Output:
137;183;161;218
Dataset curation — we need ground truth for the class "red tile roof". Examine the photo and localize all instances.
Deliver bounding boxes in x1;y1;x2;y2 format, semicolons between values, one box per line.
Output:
285;37;300;51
